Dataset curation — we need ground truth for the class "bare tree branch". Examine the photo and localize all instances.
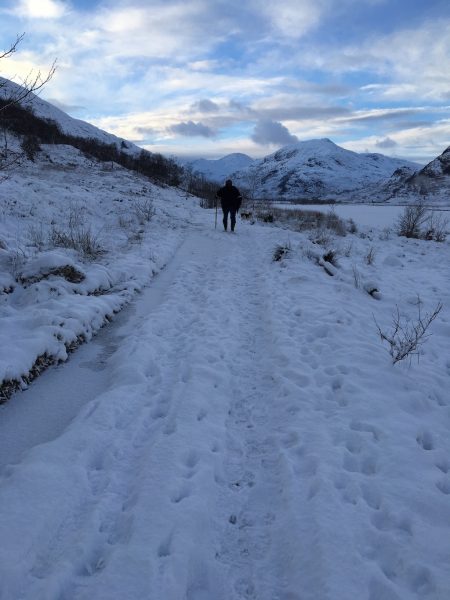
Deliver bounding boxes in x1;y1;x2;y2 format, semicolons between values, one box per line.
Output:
0;34;56;176
0;33;25;61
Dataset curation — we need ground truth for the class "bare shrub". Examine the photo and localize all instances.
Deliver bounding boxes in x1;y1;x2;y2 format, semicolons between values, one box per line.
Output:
326;211;347;236
273;241;291;262
117;214;132;230
21;135;41;161
132;198;155;224
365;246;376;265
379;227;391;241
28;224;46;250
309;228;332;247
322;248;339;266
347;218;358;234
343;242;353;257
396;201;429;238
423;211;448;242
49;225;103;259
8;247;27;279
352;265;361;289
375;301;443;364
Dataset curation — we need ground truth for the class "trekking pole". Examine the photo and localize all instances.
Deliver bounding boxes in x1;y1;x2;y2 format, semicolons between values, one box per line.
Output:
214;196;218;229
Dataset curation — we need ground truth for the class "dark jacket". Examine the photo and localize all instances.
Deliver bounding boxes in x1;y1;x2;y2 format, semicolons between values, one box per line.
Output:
217;183;242;211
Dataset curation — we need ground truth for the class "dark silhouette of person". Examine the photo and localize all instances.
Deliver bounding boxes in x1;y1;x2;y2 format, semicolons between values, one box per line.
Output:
216;179;242;232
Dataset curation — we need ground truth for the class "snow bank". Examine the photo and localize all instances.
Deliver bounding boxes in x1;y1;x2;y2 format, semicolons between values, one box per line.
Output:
0;142;196;397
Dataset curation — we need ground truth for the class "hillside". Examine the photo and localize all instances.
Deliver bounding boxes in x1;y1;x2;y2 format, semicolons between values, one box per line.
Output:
400;146;450;204
0;77;137;152
185;153;254;183
0;77;206;194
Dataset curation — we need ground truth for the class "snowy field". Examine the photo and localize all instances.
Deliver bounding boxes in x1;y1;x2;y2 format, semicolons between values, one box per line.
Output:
1;151;450;599
274;203;450;229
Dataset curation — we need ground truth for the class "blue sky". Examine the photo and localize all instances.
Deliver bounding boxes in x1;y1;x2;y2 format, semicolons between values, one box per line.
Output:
1;0;449;163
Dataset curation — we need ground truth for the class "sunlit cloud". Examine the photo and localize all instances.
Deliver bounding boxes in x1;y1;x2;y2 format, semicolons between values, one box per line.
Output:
13;0;67;20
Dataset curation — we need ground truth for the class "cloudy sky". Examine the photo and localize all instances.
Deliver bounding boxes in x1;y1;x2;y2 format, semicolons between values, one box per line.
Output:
1;0;449;163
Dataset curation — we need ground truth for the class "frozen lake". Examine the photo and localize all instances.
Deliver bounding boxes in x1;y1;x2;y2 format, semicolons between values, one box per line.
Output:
274;203;450;229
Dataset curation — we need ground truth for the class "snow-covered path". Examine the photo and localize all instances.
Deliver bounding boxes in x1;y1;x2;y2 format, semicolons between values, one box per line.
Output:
1;216;449;600
0;225;304;599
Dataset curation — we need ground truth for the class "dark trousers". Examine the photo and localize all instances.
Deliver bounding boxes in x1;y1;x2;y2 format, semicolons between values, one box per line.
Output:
222;208;237;231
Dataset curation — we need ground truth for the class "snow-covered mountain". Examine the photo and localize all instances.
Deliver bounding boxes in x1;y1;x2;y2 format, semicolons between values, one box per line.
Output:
184;153;254;183
397;146;450;203
362;146;450;205
231;139;420;201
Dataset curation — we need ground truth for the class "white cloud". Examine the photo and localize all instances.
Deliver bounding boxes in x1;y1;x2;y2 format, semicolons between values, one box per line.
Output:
251;119;298;146
376;137;397;149
15;0;66;19
342;119;450;163
261;0;328;38
169;120;216;138
299;18;450;102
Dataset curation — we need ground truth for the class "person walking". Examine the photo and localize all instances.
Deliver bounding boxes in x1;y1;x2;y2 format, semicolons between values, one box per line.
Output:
216;179;242;232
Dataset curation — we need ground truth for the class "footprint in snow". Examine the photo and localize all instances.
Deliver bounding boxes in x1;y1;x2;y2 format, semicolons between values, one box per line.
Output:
435;458;450;473
416;431;434;451
170;482;191;504
197;407;207;421
350;420;381;442
371;508;413;536
343;452;378;476
435;479;450;495
360;482;382;510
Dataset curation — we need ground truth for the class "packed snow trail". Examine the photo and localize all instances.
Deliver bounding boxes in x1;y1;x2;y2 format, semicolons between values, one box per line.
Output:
1;217;449;599
0;225;314;599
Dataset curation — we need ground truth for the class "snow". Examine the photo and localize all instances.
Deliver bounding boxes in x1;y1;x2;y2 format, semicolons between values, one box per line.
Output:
0;142;193;387
1;152;450;600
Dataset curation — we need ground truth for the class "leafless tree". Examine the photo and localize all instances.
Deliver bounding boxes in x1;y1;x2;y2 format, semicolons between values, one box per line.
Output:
0;34;56;179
